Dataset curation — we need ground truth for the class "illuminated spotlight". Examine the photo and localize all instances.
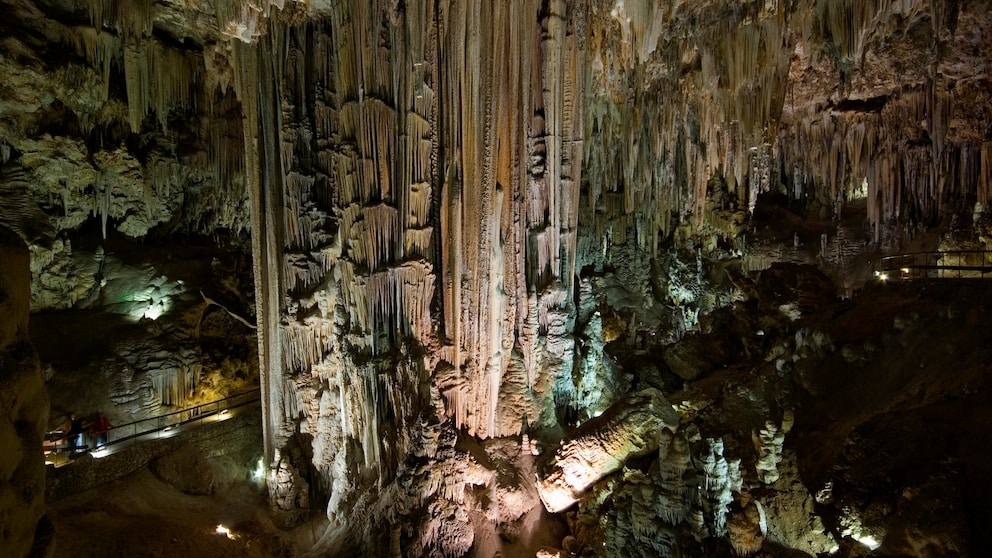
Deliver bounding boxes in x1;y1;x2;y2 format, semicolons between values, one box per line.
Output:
878;272;888;281
143;302;165;320
91;447;109;459
215;524;236;540
251;458;265;483
855;534;881;550
874;270;880;277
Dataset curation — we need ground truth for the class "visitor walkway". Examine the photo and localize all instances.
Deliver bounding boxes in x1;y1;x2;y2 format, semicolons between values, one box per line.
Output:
44;389;261;468
871;250;992;281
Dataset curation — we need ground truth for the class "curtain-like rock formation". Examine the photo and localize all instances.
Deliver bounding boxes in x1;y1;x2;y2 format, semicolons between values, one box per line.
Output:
227;0;588;527
1;0;991;555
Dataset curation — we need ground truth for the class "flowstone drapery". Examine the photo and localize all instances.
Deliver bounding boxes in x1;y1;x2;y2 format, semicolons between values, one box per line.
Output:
228;1;585;525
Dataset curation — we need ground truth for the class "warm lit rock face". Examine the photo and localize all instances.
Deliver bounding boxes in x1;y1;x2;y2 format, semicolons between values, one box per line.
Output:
229;0;587;535
1;0;991;556
0;226;50;558
535;388;679;513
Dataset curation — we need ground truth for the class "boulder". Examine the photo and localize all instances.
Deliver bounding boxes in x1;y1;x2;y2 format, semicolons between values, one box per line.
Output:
150;443;214;495
536;389;679;512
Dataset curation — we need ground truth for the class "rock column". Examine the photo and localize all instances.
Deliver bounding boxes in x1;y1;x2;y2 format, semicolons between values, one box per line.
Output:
0;225;50;557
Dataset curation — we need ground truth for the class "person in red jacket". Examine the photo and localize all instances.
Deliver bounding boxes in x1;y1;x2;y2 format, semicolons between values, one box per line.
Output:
92;411;113;448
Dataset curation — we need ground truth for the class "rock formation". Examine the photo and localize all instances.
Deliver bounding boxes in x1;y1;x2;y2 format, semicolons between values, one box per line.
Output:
535;388;679;512
0;225;50;557
0;0;990;555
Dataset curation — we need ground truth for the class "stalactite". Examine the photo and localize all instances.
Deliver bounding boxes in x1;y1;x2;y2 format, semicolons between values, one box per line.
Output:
67;27;120;102
93;174;113;239
87;0;153;37
980;143;992;207
123;39;202;132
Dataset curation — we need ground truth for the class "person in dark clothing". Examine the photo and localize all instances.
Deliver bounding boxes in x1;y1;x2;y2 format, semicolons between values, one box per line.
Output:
66;412;84;452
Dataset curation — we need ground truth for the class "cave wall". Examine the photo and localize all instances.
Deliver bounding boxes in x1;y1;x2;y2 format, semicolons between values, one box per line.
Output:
0;0;991;555
0;0;262;427
0;225;50;558
0;0;249;309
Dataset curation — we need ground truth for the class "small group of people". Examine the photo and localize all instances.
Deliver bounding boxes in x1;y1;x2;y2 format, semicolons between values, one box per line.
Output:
60;411;113;454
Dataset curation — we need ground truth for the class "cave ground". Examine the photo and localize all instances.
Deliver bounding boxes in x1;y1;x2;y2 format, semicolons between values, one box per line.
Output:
46;467;320;558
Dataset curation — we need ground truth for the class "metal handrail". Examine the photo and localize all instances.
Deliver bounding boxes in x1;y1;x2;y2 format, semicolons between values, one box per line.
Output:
45;388;261;465
871;250;992;280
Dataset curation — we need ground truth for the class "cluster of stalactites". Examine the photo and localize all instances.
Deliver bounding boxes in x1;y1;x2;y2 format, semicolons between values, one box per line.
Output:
778;80;984;242
213;0;296;42
242;5;441;496
324;1;438;360
430;0;584;439
87;0;154;37
145;348;203;408
809;0;891;66
73;1;205;134
779;0;991;243
582;0;985;253
582;1;791;253
65;26;120;110
123;39;202;133
56;2;250;236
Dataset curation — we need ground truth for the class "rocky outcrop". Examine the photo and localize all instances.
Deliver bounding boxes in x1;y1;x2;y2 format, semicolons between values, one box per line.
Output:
0;225;50;558
536;388;679;512
150;443;214;496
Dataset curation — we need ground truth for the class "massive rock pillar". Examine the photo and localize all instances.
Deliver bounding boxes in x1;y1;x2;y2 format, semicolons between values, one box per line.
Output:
229;0;586;527
0;225;50;558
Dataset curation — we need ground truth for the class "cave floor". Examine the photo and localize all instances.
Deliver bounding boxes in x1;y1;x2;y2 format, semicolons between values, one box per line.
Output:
46;470;317;558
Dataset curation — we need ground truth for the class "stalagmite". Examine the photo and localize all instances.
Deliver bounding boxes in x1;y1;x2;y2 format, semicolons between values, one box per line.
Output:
655;431;693;525
696;437;742;538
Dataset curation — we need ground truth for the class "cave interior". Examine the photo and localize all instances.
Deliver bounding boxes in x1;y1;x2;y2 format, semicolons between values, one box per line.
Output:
1;0;991;557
